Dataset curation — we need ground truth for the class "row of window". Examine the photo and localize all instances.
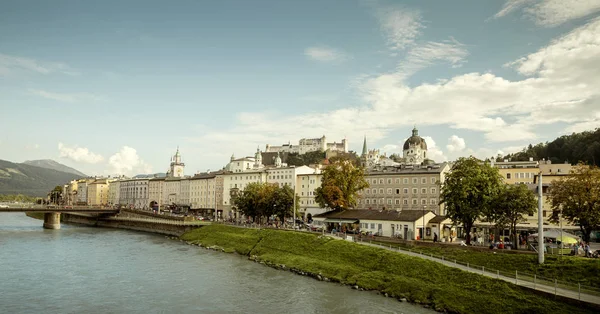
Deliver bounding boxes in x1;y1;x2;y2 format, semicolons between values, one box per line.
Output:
361;187;438;195
506;172;535;179
358;198;438;206
367;177;437;185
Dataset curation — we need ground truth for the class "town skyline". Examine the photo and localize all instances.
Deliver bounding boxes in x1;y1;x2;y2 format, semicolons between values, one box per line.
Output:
1;1;599;176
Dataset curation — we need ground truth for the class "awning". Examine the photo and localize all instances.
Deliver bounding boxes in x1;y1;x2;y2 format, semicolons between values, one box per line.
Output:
324;218;358;224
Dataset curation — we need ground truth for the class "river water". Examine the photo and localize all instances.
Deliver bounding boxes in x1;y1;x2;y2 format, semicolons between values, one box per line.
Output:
0;213;431;314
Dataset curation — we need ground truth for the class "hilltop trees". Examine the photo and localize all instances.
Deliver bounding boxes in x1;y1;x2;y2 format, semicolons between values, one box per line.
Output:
548;164;600;243
439;157;504;245
315;158;369;211
233;182;298;224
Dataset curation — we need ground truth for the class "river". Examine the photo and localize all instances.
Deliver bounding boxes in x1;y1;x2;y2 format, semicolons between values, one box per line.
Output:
0;213;432;314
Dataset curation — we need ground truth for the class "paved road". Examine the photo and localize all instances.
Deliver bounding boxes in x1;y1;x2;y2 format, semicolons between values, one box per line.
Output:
354;240;600;306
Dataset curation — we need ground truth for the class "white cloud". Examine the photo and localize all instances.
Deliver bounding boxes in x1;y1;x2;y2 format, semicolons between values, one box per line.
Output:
398;37;469;78
108;146;152;176
374;7;424;51
446;135;466;152
58;142;104;164
0;53;79;76
492;0;600;27
422;136;447;162
25;144;40;150
29;89;101;103
304;46;348;63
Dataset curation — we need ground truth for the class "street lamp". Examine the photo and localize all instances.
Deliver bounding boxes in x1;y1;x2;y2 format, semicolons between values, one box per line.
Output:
422;205;426;242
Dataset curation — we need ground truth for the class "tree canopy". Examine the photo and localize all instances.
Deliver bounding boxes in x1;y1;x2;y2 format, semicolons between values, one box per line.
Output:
548;164;600;243
285;151;326;167
499;128;600;166
492;184;537;248
232;182;298;224
439;157;504;244
315;158;369;211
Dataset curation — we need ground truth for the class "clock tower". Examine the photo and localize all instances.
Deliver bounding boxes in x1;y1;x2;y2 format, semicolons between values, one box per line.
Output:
169;146;185;178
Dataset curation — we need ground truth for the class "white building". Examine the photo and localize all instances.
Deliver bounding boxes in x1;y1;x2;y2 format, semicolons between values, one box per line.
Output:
76;180;88;204
190;172;219;209
265;135;348;155
180;178;191;207
313;209;437;240
165;177;182;205
148;177;165;207
119;178;149;209
296;171;326;219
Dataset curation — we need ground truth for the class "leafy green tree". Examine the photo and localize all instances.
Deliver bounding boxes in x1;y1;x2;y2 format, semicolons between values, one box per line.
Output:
439;157;503;245
315;158;369;211
493;184;537;248
548;164;600;243
233;182;297;224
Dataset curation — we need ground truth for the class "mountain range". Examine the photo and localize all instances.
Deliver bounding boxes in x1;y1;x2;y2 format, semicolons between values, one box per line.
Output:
23;159;87;177
0;159;85;197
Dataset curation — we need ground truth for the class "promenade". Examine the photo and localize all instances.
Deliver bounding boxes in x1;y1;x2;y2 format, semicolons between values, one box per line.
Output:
353;238;600;305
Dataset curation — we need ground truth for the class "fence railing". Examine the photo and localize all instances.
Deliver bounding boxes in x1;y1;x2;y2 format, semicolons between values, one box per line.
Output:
360;239;600;301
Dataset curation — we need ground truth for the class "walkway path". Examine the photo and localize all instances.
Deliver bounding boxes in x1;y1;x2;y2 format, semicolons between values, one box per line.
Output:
354;239;600;305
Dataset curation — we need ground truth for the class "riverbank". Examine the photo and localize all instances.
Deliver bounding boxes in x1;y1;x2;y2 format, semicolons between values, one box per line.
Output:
181;225;599;314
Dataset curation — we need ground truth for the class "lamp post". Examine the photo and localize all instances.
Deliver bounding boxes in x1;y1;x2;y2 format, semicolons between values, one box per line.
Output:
293;182;296;230
422;205;426;242
538;171;544;264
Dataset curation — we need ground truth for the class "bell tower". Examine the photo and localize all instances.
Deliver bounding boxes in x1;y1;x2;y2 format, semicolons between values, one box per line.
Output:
169;146;185;177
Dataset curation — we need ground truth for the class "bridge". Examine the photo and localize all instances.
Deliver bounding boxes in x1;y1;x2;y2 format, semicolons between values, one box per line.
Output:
0;205;120;229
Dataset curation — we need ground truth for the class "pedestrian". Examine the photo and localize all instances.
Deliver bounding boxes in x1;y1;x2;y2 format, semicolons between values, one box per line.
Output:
433;232;438;243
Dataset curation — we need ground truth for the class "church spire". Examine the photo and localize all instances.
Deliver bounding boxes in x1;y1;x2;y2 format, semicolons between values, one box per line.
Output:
361;135;368;156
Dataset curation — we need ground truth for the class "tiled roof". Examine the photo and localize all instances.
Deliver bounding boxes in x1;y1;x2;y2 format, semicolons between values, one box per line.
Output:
367;162;448;175
313;209;432;222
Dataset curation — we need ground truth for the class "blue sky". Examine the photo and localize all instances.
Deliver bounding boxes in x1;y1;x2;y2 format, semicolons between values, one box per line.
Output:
1;0;599;176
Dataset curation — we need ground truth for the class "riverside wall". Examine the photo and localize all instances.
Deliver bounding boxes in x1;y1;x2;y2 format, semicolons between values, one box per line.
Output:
61;213;202;236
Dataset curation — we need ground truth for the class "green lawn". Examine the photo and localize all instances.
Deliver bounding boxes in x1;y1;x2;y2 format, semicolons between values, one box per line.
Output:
181;225;599;314
370;240;600;289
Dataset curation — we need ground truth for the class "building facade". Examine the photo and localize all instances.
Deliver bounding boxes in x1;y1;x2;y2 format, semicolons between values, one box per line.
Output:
356;163;451;215
87;179;110;206
119;179;149;209
296;172;325;219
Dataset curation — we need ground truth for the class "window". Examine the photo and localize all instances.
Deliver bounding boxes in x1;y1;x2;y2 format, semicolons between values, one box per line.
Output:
379;179;384;184
412;188;418;194
507;173;511;179
421;188;427;194
431;177;436;184
387;188;392;194
365;199;370;204
372;188;377;194
387;199;392;205
395;178;400;184
431;188;436;194
421;178;427;184
430;198;436;205
395;199;400;205
403;178;408;184
379;188;384;194
379;199;384;204
365;189;370;194
387;178;392;184
412;199;418;205
403;188;408;194
396;188;400;194
412;178;418;184
370;223;375;229
403;199;408;205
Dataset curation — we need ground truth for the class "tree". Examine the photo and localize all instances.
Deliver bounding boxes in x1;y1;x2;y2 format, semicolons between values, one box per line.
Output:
315;158;369;211
493;184;537;248
233;182;297;225
548;164;600;243
439;157;503;245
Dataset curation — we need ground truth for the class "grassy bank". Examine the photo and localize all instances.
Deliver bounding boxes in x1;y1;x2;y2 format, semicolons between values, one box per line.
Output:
181;225;597;314
371;240;600;289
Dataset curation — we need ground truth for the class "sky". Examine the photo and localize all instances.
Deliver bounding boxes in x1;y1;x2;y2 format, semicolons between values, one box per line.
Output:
1;0;600;177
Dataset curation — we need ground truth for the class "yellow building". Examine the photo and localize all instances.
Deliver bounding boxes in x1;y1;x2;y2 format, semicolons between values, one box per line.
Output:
492;158;539;184
87;179;110;206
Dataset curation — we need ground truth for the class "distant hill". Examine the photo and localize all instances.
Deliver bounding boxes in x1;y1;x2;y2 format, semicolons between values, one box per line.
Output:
23;159;87;177
134;173;166;179
0;159;83;197
499;128;600;166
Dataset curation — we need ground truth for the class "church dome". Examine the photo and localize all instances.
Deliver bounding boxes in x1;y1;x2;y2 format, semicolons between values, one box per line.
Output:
403;127;427;150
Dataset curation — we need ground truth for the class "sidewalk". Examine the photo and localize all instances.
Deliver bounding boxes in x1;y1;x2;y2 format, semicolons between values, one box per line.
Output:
354;240;600;306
